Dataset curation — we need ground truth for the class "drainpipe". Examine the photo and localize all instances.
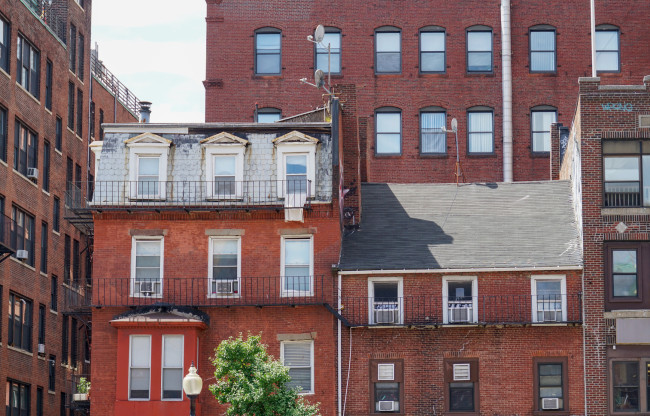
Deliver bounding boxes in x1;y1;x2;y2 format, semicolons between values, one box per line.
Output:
501;0;513;182
590;0;596;77
337;272;342;416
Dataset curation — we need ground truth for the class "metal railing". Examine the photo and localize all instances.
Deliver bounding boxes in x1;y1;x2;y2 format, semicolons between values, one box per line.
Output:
23;0;68;44
66;180;316;211
91;51;140;115
62;283;91;314
67;374;91;413
341;294;582;327
0;213;14;250
88;276;333;308
604;191;641;207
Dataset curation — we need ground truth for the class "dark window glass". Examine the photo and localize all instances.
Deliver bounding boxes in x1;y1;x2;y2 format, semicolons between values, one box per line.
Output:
13;120;38;177
42;141;50;192
8;292;33;351
99;109;104;139
40;222;47;273
48;355;56;391
530;30;556;72
45;60;53;110
315;29;341;74
37;304;45;344
538;363;564;410
10;206;35;266
90;101;95;137
420;111;446;154
70;317;78;367
596;28;620;73
55;117;62;151
77;33;84;78
37;387;43;416
0;106;6;162
467;110;494;153
73;239;79;284
6;380;30;416
613;361;639;411
420;30;445;73
61;315;68;364
50;275;58;311
60;392;66;416
68;82;74;129
52;197;60;232
64;234;71;283
467;29;492;72
16;34;40;98
69;24;76;72
76;89;83;136
375;382;399;412
375;29;401;73
450;382;475;411
0;17;9;72
255;30;281;75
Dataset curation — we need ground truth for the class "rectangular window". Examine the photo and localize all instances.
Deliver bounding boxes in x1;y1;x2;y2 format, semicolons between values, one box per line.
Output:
420;111;446;154
602;140;650;207
132;238;163;297
315;30;341;74
213;155;236;198
255;31;281;75
60;393;66;416
45;60;53;110
0;16;9;72
38;304;45;345
282;237;312;295
40;222;47;273
420;30;445;73
69;24;76;73
444;277;477;324
8;292;33;351
0;106;6;162
129;335;151;400
375;30;401;74
61;315;68;364
6;380;30;416
90;101;95;137
68;82;74;129
612;361;640;412
137;156;161;198
76;89;83;136
445;359;479;413
50;275;58;311
162;335;183;400
16;34;40;98
48;355;56;391
596;28;620;73
13;119;38;177
99;109;104;139
530;30;556;72
612;249;638;298
210;237;239;296
375;110;401;155
371;360;403;414
467;111;494;153
370;279;402;325
467;30;492;72
534;358;567;411
282;341;313;393
70;317;78;367
36;387;43;416
73;238;80;283
64;234;71;283
532;275;567;323
55;116;62;151
11;206;35;266
52;197;60;232
285;154;308;195
77;33;84;78
256;108;281;123
42;141;50;191
531;110;557;153
604;242;650;310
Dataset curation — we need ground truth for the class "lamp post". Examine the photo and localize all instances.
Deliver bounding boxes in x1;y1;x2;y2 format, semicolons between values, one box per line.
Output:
182;362;203;416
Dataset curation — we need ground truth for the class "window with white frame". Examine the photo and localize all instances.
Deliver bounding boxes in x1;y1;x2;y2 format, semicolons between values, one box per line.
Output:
162;335;183;400
131;237;163;297
282;237;313;295
274;132;318;200
595;25;620;73
209;237;240;296
136;156;160;197
282;340;314;393
443;276;478;324
126;133;171;200
202;132;247;200
531;107;557;153
369;277;403;325
467;108;494;154
531;275;566;323
129;335;151;400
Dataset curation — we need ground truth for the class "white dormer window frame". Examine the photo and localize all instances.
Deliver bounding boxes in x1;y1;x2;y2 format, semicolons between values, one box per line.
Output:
273;131;319;199
126;133;171;200
442;276;478;324
201;133;248;200
531;274;567;323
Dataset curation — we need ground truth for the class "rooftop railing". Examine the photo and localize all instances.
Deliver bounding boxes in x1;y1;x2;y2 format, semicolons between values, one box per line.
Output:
341;294;582;327
88;276;333;308
66;180;318;211
91;51;140;115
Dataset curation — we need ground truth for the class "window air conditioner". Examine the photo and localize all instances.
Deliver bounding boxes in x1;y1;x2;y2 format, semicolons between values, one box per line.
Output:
27;167;39;180
449;305;471;323
16;250;29;260
378;401;397;412
213;279;238;295
137;280;160;296
38;343;45;355
541;309;561;322
541;397;560;410
374;307;400;324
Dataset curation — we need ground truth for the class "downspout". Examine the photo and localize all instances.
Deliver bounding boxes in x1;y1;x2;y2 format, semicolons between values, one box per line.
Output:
501;0;513;182
337;272;342;416
590;0;596;77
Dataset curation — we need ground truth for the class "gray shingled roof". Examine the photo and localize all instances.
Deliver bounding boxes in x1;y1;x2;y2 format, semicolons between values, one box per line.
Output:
340;181;582;271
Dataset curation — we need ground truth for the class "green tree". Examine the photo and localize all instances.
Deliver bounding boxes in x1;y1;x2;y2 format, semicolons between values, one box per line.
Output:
209;333;319;416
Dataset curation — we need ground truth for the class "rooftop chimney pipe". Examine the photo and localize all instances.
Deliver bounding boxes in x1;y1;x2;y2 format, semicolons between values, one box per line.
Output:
139;101;152;123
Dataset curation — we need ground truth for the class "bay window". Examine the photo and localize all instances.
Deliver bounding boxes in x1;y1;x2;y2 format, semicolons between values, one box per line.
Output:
162;335;183;400
129;335;151;400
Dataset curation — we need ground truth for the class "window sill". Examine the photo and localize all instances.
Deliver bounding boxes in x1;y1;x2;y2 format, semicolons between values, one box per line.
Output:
418;72;447;77
15;82;41;105
531;151;550;158
40;271;48;278
466;153;497;158
601;207;650;216
419;153;449;158
53;230;60;236
42;189;50;196
374;153;402;158
0;159;7;168
604;310;650;319
76;133;83;141
528;71;558;77
12;169;39;188
37;354;47;361
0;66;10;79
49;309;59;315
533;411;569;416
55;148;63;156
10;256;36;271
252;74;282;79
465;72;495;77
67;126;76;136
7;345;33;357
45;107;52;116
374;72;402;77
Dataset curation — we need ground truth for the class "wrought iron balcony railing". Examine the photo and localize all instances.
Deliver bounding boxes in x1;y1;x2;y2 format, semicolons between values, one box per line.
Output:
604;191;642;208
88;276;333;308
66;180;323;211
341;294;582;327
62;283;91;314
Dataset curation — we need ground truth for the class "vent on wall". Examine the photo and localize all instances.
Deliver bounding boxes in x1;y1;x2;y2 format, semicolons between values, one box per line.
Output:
640;115;650;128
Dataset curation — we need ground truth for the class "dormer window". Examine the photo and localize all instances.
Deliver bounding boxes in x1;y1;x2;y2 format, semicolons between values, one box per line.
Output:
273;131;319;201
201;132;248;200
126;133;171;200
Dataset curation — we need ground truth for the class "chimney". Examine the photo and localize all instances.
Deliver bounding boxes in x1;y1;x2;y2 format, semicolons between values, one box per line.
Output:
139;101;152;123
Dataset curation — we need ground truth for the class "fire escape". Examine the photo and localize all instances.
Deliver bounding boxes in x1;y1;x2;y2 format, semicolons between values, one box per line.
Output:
0;213;16;263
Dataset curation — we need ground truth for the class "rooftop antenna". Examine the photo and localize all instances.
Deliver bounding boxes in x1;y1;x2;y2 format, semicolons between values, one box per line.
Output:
301;25;331;94
442;118;465;185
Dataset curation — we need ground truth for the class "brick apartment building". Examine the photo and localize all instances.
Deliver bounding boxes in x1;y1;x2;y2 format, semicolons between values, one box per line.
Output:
0;0;139;414
69;110;342;415
557;76;650;416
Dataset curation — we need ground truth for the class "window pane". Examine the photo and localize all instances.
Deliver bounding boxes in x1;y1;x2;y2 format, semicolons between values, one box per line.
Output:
596;31;619;51
256;33;281;74
214;156;235;176
421;52;445;72
287;368;311;391
130;336;150;367
536;280;561;297
468;52;491;71
468;32;491;51
376;32;400;52
531;52;555;72
643;156;650;206
421;32;444;52
374;282;398;300
316;32;341;73
285;239;309;265
162;368;183;399
377;134;401;154
284;343;310;366
377;112;400;133
257;111;281;123
613;250;636;273
531;31;555;51
163;335;183;367
613;275;638;297
449;382;474;411
138;157;159;176
257;33;280;50
604;157;639;181
448;281;472;299
286;155;307;174
613;362;639;411
421;112;446;153
130;368;150;398
596;51;619;72
376;52;400;73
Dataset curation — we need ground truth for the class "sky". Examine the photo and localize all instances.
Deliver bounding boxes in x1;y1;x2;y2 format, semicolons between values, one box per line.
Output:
91;0;206;123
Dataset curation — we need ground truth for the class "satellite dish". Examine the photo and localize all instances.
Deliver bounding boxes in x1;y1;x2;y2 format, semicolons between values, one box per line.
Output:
314;69;325;88
314;25;325;43
451;118;458;132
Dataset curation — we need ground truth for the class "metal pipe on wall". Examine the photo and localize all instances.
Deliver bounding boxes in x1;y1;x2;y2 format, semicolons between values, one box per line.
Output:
501;0;513;182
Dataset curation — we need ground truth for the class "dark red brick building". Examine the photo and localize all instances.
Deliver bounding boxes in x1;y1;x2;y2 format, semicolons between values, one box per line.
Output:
0;1;139;414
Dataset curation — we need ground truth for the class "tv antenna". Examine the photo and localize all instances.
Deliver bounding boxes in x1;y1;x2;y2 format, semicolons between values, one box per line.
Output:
442;118;465;185
301;25;331;94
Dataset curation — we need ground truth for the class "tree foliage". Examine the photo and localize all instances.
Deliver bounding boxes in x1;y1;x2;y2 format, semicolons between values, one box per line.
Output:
209;333;319;416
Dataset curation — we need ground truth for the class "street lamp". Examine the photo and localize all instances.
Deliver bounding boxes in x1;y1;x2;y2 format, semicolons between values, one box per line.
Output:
182;362;203;416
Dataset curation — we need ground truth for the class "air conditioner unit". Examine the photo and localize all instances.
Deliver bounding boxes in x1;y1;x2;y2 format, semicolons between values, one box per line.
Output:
16;250;29;260
27;167;39;180
541;309;561;322
38;343;45;354
449;305;471;323
541;397;560;410
374;307;399;325
213;279;238;295
378;401;397;412
136;280;160;296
